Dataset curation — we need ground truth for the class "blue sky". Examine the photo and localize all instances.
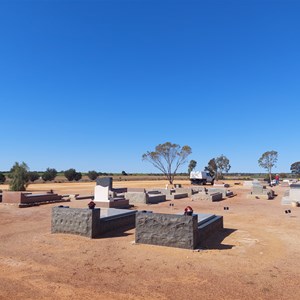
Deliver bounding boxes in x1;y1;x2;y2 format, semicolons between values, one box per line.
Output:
0;0;299;173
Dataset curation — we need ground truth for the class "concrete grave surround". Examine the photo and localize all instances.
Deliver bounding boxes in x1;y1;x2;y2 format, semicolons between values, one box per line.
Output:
51;207;136;238
243;180;260;187
192;192;222;202
281;180;291;187
125;190;166;205
2;191;67;207
281;183;300;205
248;184;275;200
148;188;189;200
206;188;234;198
135;211;223;249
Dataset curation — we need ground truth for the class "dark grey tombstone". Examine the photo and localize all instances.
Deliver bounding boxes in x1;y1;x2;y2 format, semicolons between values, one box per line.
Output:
290;183;300;189
96;177;113;190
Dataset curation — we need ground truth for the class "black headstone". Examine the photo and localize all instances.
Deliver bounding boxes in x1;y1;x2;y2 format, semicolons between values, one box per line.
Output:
96;177;113;190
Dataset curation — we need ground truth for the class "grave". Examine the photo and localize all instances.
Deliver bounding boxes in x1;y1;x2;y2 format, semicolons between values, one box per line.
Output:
206;188;235;198
281;183;300;206
51;207;136;238
243;180;260;187
2;191;68;207
135;211;223;249
94;177;129;208
125;188;166;205
191;188;223;201
192;191;223;201
213;182;230;188
149;188;189;200
247;184;275;200
281;180;290;187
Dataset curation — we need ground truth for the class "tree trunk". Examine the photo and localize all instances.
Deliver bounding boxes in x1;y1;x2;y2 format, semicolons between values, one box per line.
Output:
269;171;272;184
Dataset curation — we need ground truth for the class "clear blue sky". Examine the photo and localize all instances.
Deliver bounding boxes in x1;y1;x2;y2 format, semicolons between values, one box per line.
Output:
0;0;299;173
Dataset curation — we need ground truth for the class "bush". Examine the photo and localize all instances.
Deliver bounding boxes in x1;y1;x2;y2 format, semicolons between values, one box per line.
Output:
0;173;6;184
87;171;98;181
28;171;40;182
74;172;82;181
42;168;57;181
64;169;77;181
9;162;29;191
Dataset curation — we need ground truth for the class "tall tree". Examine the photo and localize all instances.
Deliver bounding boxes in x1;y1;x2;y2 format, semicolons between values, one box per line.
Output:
9;162;29;191
188;160;197;174
142;142;192;184
258;150;278;183
215;155;231;180
290;161;300;176
205;158;217;177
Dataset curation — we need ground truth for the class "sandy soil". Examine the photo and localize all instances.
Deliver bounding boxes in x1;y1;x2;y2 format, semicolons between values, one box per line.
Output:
1;181;300;300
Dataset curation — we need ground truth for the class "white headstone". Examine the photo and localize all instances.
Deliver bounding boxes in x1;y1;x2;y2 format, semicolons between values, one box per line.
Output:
94;185;110;202
289;184;300;201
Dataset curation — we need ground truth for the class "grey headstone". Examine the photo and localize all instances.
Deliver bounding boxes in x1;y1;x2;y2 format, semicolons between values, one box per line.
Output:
96;177;113;190
290;184;300;189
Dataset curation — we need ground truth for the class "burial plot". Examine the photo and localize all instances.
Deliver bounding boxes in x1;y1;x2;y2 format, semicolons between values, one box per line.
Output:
94;177;129;208
135;211;223;249
52;206;136;238
281;183;300;206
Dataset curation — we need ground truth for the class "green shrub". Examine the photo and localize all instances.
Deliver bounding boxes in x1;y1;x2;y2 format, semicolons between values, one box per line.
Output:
87;171;98;181
74;172;82;181
42;168;57;181
28;171;40;182
64;169;77;181
9;162;29;191
0;173;6;184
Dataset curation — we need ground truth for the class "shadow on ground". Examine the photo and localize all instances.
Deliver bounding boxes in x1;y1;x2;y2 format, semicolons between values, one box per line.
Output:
94;225;134;239
200;228;237;250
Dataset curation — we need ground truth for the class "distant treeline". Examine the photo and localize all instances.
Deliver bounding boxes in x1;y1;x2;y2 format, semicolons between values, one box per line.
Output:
0;171;296;178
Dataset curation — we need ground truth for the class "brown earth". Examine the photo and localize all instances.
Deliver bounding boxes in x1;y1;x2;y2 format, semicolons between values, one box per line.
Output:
1;181;300;300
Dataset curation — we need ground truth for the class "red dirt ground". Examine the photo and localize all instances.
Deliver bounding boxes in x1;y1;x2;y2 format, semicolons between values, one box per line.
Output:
1;181;300;299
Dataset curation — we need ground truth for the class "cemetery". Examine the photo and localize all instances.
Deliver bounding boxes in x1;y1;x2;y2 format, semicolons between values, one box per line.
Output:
1;178;300;300
51;177;225;248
